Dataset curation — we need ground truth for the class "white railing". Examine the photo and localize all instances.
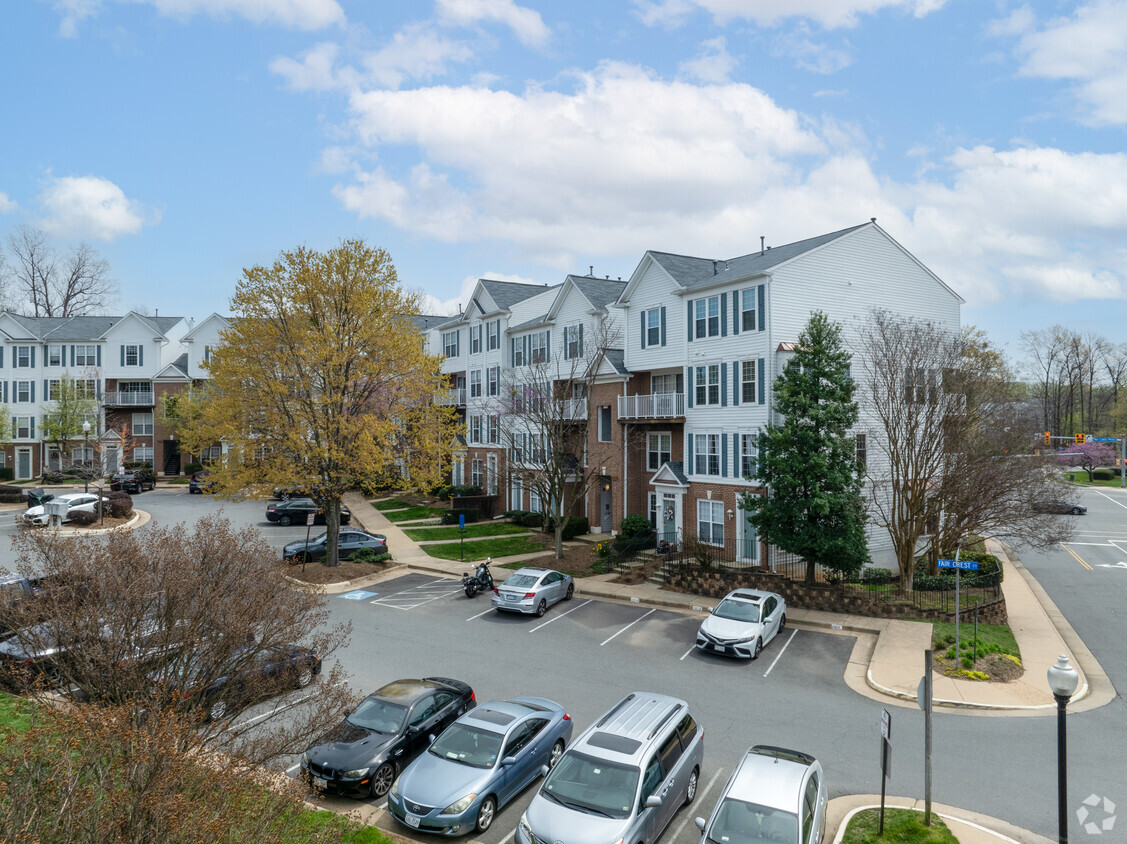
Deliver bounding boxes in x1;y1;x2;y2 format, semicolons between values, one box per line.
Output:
104;391;154;406
561;398;587;420
437;388;467;406
617;392;685;419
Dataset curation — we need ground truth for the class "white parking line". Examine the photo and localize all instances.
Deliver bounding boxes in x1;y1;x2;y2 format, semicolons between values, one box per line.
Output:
762;629;798;678
497;830;516;844
529;599;592;632
231;680;345;732
1090;489;1127;509
600;608;655;646
467;607;494;621
286;761;303;774
679;645;696;661
670;768;725;840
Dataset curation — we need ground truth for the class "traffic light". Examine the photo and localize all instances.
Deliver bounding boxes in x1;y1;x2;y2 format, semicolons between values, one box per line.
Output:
1044;432;1051;445
1075;433;1086;444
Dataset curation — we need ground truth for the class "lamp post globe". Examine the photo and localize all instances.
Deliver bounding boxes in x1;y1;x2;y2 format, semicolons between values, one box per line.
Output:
82;420;91;494
1047;654;1079;844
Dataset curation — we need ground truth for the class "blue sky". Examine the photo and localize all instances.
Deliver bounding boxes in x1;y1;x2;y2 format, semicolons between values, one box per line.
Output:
2;0;1126;364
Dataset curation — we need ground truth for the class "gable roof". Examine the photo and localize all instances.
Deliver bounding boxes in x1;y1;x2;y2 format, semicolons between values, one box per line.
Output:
153;353;191;381
650;461;689;487
480;279;552;311
0;312;184;341
569;276;627;311
411;314;449;331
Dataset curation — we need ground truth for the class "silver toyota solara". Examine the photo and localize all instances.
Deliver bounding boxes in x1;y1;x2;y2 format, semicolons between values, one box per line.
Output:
490;567;575;617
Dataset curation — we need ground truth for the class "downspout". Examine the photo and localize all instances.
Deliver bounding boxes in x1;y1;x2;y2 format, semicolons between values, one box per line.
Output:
622;381;629;524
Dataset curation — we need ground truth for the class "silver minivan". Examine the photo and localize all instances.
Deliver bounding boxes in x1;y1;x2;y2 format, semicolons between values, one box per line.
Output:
518;691;704;844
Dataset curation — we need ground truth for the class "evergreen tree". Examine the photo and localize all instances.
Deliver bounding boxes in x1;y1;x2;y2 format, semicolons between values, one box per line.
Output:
742;311;868;583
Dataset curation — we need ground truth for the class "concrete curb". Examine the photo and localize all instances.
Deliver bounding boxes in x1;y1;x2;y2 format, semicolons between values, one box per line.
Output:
828;796;1052;844
32;508;149;536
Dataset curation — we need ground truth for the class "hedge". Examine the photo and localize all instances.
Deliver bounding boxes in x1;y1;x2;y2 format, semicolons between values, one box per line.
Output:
441;508;479;525
68;510;98;526
0;468;12;481
504;509;545;528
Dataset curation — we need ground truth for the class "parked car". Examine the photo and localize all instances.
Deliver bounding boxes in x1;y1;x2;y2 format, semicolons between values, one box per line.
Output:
188;470;214;494
519;691;702;844
389;696;573;835
283;529;387;563
695;745;828;844
150;643;321;721
696;589;787;660
490;567;575;616
302;677;476;799
111;468;156;494
1033;500;1087;515
19;492;108;526
266;498;351;526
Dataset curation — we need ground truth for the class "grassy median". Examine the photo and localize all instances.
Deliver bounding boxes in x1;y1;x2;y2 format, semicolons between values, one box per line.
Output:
842;808;957;843
421;535;548;561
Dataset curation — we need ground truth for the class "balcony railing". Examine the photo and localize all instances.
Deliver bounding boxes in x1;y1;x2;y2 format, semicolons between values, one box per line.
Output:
561;398;587;420
617;392;685;420
437;388;467;406
103;391;155;406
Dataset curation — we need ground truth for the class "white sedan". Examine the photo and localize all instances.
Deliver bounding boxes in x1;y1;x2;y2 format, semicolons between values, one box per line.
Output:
19;492;108;526
696;588;786;659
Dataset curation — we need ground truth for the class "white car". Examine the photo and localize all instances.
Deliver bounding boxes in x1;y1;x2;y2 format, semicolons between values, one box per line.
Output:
696;588;786;659
20;492;107;526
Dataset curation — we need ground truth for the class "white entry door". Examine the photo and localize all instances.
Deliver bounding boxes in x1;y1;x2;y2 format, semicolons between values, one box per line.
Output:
16;448;32;480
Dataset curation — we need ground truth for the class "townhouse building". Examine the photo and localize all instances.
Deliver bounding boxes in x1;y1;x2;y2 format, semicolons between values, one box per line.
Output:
432;221;962;573
0;311;230;481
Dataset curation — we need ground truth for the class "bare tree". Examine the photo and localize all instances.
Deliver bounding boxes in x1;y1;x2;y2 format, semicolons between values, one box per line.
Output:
3;225;117;316
500;320;621;558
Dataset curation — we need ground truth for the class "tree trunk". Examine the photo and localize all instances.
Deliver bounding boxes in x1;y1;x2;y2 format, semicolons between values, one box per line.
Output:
323;500;341;567
804;559;815;586
555;525;564;560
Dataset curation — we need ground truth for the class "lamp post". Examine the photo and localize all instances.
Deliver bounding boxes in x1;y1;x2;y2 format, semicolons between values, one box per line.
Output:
82;420;91;494
1047;654;1080;843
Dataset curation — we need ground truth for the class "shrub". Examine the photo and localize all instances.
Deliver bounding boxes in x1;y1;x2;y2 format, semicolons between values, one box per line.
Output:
505;510;545;528
448;484;483;498
0;485;24;495
1091;468;1114;480
441;508;479;525
184;462;204;475
350;547;391;563
0;494;25;504
68;510;98;526
435;485;453;501
861;567;893;585
547;515;588;541
913;574;957;592
0;467;13;481
106;494;134;518
619;514;652;538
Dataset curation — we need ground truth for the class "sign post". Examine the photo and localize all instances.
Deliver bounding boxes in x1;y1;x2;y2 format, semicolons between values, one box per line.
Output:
938;553;979;661
459;512;467;562
879;708;891;834
917;651;933;825
303;512;315;574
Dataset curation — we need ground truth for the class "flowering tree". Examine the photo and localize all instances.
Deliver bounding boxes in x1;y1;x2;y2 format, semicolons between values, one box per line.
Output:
1057;441;1116;478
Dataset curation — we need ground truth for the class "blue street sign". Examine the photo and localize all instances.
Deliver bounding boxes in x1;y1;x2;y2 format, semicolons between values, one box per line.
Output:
938;559;979;571
459;513;466;528
1089;437;1118;443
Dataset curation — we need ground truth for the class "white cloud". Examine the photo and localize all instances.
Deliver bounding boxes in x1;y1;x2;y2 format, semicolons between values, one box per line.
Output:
37;175;158;240
270;41;346;91
634;0;947;29
417;271;540;316
435;0;550;47
47;0;101;37
678;37;737;83
1005;1;1127;126
772;23;852;73
51;0;344;33
984;5;1035;38
0;192;18;214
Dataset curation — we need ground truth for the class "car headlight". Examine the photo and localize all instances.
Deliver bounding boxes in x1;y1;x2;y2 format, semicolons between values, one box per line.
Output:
390;779;399;799
519;813;532;839
300;751;310;767
342;767;370;779
734;636;755;644
441;793;478;815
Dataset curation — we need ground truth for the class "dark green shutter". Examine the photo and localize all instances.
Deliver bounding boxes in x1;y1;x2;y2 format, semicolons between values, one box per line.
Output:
758;285;765;331
660;306;666;346
96;346;101;367
732;361;740;405
758;358;765;404
687;301;694;341
720;294;727;337
29;417;34;439
139;345;143;366
686;367;694;408
733;433;741;478
69;345;74;367
720;364;727;407
30;382;34;403
120;346;125;366
732;291;740;334
687;433;695;475
30;347;35;368
640;310;646;349
43;379;48;400
578;323;583;356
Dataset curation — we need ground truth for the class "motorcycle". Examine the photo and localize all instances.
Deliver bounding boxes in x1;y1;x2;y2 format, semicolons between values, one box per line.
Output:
462;558;494;598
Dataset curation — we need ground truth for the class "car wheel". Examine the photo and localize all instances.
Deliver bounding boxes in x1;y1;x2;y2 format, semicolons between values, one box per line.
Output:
535;599;547;617
296;665;314;688
752;637;763;659
369;762;395;799
779;613;786;632
564;583;574;601
464;584;477;598
1071;507;1083;515
475;796;496;833
684;766;699;805
208;700;227;721
279;515;293;526
549;739;565;770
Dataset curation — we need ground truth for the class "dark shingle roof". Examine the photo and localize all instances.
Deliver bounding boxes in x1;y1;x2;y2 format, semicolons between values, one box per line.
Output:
480;279;555;311
665;461;689;485
169;353;189;377
648;223;869;291
508;314;550;333
412;314;449;331
569;276;628;311
3;313;183;341
603;349;628;376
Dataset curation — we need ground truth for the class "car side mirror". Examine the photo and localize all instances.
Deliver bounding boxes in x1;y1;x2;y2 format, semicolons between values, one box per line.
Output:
644;795;662;809
407;725;420;735
707;606;714;613
502;756;517;767
428;734;436;744
539;764;550;776
695;817;706;831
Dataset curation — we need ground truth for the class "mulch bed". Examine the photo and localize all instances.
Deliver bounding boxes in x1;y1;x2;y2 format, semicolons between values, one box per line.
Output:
69;514;135;531
935;651;1025;682
278;558;396;585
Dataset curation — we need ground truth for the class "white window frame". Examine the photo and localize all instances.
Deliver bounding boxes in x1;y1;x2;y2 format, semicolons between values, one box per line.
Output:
510;477;523;511
740;433;758;479
512;339;525;367
487;321;500;351
741;287;756;331
647;432;671;472
443;331;460;357
46;380;60;401
15;417;32;438
695;365;720;406
651;373;676;394
741;361;757;404
15;381;30;403
565;324;583;359
469;415;482;444
75;345;96;367
529;490;542;513
598;406;612;442
470;325;482;355
856;432;867;470
530;332;547;364
487;454;498;496
133;446;154;466
124;344;141;366
470;370;482;398
645;309;661;347
487;415;499;445
471;458;483;489
488;366;499;396
694;296;721;338
694;432;721;476
697;499;725;547
48;345;63;367
133;412;154;437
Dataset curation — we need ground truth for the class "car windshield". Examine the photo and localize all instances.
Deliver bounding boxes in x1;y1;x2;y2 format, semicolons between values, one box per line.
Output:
707;798;799;844
541;751;640;820
713;599;760;623
346;696;408;733
428;723;503;769
504;574;539;589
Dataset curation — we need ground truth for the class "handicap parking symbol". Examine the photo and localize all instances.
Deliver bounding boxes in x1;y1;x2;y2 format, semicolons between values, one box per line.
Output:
340;590;378;601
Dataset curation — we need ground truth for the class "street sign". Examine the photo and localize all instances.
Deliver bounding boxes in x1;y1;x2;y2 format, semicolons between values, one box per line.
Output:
880;708;891;739
1090;437;1118;442
459;513;466;528
306;513;315;526
938;558;979;571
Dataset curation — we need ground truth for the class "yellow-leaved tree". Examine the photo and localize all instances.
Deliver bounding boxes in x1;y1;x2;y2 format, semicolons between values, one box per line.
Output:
181;240;457;565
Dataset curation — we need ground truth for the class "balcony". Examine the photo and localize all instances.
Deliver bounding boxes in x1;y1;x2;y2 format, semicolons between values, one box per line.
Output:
437;388;467;407
618;392;685;420
561;398;587;420
103;391;155;407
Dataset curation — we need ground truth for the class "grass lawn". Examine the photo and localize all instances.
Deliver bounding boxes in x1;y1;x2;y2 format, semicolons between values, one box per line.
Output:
383;506;446;522
1060;469;1125;488
842;808;957;843
0;692;32;731
422;536;547;562
371;497;414;511
300;810;396;843
405;523;528;541
925;619;1020;659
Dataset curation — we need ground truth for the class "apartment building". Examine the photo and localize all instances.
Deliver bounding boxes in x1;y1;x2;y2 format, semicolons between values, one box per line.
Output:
0;311;229;480
433;221;962;571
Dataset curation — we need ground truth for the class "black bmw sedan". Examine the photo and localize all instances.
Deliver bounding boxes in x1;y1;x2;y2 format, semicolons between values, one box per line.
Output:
301;676;475;798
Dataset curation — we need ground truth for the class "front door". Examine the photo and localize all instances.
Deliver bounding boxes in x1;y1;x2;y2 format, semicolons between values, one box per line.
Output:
661;495;677;544
600;483;612;532
16;448;31;480
104;445;120;475
738;506;759;564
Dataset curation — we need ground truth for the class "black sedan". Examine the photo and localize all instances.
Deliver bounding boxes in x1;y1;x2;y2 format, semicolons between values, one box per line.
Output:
301;676;475;799
283;529;387;563
111;469;156;494
151;643;322;722
266;498;351;526
1033;500;1087;515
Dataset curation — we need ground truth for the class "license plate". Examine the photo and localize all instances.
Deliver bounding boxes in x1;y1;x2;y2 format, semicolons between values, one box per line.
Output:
506;594;517;601
406;814;421;828
312;777;327;790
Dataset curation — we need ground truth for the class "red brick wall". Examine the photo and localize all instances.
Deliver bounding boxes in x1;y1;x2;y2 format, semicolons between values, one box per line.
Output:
586;380;627;532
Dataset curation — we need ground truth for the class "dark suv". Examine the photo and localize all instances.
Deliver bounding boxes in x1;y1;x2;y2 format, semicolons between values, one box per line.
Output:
111;469;156;494
265;498;351;526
